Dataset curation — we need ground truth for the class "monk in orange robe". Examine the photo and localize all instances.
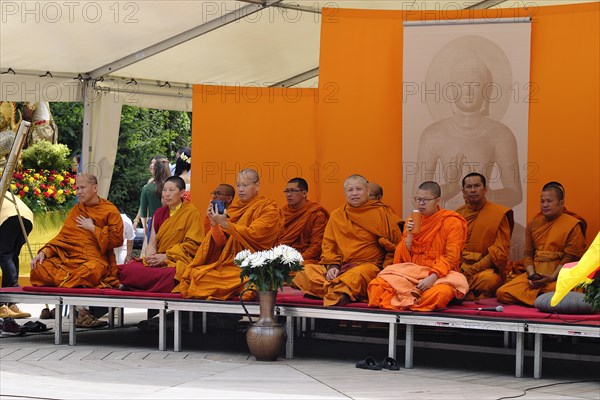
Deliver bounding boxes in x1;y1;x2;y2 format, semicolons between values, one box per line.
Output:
119;176;203;292
455;173;513;300
292;174;402;306
278;177;329;264
179;169;284;300
368;181;468;311
203;183;235;234
496;185;586;306
30;173;123;289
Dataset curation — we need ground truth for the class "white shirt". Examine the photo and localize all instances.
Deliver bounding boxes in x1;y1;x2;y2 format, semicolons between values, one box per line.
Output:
114;213;136;264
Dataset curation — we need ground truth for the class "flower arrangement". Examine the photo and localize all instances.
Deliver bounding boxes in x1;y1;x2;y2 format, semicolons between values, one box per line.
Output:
234;245;304;292
11;169;77;214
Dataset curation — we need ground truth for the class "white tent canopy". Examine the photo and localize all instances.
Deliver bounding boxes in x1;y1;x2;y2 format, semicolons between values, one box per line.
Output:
1;0;596;194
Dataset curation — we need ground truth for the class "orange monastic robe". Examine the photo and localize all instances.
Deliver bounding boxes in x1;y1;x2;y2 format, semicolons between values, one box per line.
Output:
118;202;203;292
496;213;586;306
368;209;468;311
30;199;123;288
278;200;329;264
292;200;402;306
179;195;284;300
455;200;513;300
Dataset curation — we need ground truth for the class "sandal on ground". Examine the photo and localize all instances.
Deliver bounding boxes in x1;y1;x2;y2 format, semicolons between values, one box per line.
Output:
380;356;400;370
76;315;107;329
355;356;382;370
22;321;52;333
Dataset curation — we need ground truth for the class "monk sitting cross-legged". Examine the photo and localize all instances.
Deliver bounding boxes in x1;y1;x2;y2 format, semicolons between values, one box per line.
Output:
278;177;329;264
368;181;468;311
118;176;203;292
496;183;586;306
179;168;284;300
455;172;514;300
29;173;123;327
292;174;402;306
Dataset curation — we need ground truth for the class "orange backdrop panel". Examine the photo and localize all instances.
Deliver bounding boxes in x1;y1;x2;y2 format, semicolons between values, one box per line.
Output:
316;9;405;214
191;3;599;244
526;3;599;242
191;85;318;213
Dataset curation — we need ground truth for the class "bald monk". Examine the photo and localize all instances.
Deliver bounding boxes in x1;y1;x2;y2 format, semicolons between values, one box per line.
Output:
368;182;384;201
455;173;513;300
496;185;586;306
179;169;284;300
278;177;329;264
30;173;123;327
368;181;468;311
203;183;235;234
30;173;123;288
538;181;587;237
292;174;402;306
119;176;203;292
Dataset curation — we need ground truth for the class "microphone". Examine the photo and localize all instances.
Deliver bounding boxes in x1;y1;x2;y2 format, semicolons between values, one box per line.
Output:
472;306;504;312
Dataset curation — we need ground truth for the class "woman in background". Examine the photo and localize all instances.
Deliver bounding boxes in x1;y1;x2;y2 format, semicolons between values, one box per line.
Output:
174;147;191;201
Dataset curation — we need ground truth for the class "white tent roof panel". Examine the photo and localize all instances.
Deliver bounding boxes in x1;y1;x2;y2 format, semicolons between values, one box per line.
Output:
1;0;597;95
114;5;321;87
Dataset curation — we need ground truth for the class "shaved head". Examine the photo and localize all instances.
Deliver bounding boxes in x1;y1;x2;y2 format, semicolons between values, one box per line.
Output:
542;181;565;201
77;173;98;185
368;182;383;200
239;168;259;183
217;183;235;197
418;181;441;198
344;174;368;189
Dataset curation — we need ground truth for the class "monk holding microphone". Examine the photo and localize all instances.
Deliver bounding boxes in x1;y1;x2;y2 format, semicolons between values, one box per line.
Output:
368;181;469;311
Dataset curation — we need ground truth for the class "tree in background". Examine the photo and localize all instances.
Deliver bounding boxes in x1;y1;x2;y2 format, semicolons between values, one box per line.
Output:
50;103;191;218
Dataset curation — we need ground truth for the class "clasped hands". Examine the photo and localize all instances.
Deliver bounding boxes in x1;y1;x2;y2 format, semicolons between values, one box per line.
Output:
528;272;552;288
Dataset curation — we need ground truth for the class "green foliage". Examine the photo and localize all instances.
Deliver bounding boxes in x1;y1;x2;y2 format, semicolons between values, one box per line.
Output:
108;105;191;217
583;280;600;312
21;141;71;171
48;102;191;219
50;102;83;154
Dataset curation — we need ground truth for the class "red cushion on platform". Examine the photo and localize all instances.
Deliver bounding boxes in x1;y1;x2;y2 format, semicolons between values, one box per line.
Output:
102;289;183;299
22;286;107;295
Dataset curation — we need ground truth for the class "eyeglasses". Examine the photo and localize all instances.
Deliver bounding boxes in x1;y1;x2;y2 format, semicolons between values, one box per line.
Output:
211;191;223;196
283;189;303;194
414;196;439;204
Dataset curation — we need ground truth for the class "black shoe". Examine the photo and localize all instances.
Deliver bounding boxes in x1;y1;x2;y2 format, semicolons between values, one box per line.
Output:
1;317;25;335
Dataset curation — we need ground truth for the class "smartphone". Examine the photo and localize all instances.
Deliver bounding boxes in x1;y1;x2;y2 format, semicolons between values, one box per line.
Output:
211;200;225;214
528;273;542;281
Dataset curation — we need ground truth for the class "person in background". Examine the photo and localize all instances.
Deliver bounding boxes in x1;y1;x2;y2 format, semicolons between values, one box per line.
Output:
0;191;33;319
114;209;136;264
174;147;191;201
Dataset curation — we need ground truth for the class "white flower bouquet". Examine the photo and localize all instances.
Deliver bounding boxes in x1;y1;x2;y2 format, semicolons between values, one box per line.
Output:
234;245;304;292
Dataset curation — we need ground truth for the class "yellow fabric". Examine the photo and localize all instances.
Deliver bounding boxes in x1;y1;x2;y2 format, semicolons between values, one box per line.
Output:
169;202;183;217
551;231;600;306
179;195;284;299
292;200;402;306
156;202;203;281
30;199;123;288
